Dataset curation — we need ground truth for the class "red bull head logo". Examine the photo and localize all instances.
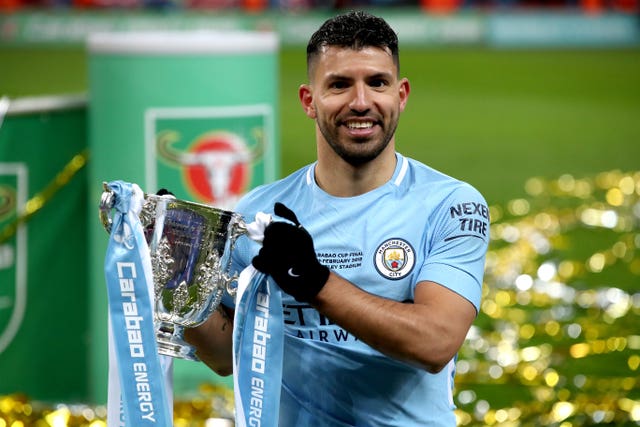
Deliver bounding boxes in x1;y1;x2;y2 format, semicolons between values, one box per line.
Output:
157;130;263;209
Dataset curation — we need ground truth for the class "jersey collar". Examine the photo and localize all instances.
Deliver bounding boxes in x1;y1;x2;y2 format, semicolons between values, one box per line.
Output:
305;153;408;188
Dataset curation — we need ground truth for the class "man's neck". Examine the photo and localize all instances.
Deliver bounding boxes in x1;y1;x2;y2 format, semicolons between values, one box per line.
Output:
314;147;397;198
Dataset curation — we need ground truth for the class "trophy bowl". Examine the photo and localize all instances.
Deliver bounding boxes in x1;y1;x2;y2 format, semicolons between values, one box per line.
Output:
100;184;246;361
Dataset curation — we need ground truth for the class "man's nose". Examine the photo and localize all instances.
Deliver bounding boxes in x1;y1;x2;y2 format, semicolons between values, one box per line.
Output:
348;83;371;112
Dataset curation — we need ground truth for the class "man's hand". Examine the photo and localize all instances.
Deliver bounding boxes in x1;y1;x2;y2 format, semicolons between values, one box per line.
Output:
252;203;330;302
156;188;174;196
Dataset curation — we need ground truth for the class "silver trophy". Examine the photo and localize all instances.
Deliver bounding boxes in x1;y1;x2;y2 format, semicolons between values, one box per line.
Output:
99;183;246;361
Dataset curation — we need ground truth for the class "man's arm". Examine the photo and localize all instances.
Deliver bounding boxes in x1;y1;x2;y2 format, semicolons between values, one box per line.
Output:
251;202;482;373
311;273;476;374
183;304;235;376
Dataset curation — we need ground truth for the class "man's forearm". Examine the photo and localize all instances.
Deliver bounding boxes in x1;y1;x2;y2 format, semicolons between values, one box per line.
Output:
183;305;235;376
310;272;476;373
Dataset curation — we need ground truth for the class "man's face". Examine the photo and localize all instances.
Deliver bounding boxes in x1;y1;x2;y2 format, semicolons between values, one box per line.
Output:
299;46;410;166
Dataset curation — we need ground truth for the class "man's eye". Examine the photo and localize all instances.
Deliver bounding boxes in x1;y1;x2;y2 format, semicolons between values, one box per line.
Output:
370;79;387;88
330;81;349;90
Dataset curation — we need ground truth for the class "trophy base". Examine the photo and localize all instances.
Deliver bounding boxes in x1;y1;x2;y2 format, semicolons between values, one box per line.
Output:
157;338;200;361
156;322;200;361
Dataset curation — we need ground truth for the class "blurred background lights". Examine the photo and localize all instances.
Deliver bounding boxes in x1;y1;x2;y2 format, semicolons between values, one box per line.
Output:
475;400;490;418
544;321;560;337
551;401;575;422
1;158;638;424
619;176;636;195
519;324;536;340
566;323;582;339
630;403;640;422
524;178;544;197
606;188;624;206
533;212;555;231
520;346;541;362
573;374;587;388
537;262;556;282
452;170;639;426
601;210;619;228
580;208;619;228
557;174;576;193
508;199;530;216
456;359;471;375
588;253;606;273
500;224;521;243
521;365;538;382
489;365;504;379
457;390;477;405
45;407;71;427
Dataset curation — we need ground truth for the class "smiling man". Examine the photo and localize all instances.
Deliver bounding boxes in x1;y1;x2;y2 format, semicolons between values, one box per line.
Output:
185;10;490;426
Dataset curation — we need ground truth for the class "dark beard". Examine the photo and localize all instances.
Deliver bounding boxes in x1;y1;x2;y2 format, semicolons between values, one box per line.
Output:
319;120;398;167
329;138;390;166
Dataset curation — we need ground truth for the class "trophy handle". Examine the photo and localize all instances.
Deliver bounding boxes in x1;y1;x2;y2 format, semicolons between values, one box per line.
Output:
99;182;115;233
223;215;247;299
99;182;159;234
225;274;238;298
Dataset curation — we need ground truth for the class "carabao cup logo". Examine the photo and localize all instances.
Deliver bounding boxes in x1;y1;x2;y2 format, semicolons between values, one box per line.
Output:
157;130;263;209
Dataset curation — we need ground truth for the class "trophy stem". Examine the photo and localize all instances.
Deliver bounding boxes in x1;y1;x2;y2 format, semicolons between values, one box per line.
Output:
156;321;200;361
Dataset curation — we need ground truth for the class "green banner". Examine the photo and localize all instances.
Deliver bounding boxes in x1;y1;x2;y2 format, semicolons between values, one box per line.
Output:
0;95;89;402
87;30;280;403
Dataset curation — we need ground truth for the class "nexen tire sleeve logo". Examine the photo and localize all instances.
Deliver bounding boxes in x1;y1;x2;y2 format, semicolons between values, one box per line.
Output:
374;238;415;280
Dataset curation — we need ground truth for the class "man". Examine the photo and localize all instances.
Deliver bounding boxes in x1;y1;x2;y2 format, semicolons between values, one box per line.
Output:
185;10;489;426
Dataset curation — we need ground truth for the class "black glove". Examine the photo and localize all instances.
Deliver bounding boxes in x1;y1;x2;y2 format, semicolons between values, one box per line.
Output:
252;202;330;303
156;188;174;197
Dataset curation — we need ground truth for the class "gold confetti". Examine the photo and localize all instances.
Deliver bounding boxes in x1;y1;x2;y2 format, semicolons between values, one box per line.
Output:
1;169;638;426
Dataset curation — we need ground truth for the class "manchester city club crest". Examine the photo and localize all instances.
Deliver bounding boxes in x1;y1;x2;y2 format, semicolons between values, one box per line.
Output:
374;238;415;280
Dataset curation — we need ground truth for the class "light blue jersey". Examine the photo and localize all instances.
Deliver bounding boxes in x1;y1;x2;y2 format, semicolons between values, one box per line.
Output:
229;153;489;426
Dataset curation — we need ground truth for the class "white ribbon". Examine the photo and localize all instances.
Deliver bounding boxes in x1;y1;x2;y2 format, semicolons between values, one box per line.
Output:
104;181;173;427
232;212;283;427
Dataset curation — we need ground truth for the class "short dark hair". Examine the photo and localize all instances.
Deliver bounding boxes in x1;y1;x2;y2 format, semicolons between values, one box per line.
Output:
306;10;400;76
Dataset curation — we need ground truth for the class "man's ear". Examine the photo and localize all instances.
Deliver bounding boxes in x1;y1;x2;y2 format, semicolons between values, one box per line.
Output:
299;84;316;119
398;78;411;113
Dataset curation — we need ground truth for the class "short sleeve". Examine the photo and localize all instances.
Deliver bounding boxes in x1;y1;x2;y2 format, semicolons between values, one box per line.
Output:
417;184;490;312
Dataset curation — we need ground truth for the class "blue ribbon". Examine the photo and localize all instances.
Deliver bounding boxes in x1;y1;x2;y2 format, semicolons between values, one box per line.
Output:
104;180;172;427
233;267;283;427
